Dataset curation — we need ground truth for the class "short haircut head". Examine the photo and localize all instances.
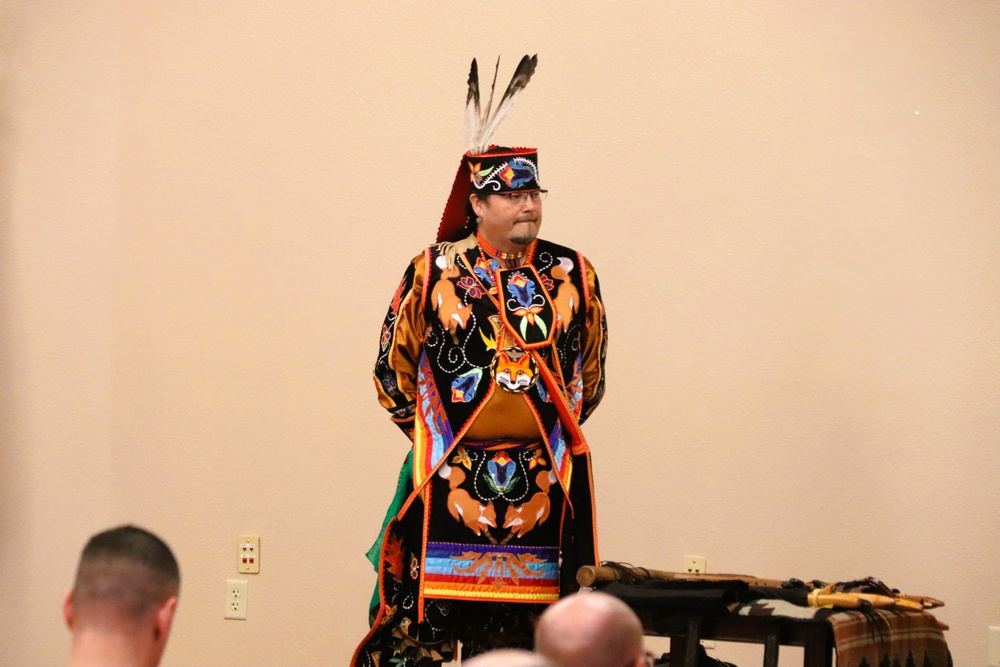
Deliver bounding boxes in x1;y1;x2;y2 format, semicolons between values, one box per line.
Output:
71;525;180;621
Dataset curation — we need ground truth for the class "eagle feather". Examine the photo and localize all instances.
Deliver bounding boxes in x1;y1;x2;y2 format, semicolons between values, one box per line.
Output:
466;54;538;154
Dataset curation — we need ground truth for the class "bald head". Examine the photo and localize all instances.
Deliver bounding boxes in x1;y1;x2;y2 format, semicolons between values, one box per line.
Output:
535;592;645;667
464;649;558;667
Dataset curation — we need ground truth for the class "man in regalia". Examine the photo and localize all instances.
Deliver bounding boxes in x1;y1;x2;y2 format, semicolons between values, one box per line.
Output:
354;54;609;667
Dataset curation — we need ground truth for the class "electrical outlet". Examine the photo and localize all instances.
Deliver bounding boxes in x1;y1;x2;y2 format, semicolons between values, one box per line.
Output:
238;534;260;574
224;579;248;620
683;556;706;574
988;625;1000;667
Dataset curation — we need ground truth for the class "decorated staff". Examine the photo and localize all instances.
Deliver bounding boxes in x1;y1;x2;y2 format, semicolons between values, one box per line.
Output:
353;55;609;667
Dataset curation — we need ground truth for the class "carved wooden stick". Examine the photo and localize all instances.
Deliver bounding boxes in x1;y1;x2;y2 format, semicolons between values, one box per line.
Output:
576;565;792;589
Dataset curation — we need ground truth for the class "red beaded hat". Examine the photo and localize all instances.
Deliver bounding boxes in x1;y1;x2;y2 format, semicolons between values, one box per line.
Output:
436;55;541;244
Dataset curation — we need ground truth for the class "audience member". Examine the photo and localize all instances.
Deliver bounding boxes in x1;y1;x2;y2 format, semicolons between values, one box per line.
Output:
535;591;646;667
63;525;180;667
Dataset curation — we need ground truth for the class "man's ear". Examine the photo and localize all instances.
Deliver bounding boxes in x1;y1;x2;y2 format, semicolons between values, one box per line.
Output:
63;589;74;630
469;194;485;218
153;596;178;642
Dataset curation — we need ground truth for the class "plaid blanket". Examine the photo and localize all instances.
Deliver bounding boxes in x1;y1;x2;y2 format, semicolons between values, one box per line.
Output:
738;600;951;666
826;609;951;667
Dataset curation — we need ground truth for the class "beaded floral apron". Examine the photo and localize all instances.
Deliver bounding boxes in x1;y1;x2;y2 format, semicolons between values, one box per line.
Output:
421;439;565;604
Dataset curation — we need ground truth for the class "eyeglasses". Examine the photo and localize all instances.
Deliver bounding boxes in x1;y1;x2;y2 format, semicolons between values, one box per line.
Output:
497;189;548;204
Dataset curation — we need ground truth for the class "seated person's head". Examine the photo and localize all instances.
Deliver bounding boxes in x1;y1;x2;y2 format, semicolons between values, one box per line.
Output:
64;525;180;667
535;591;646;667
464;648;558;667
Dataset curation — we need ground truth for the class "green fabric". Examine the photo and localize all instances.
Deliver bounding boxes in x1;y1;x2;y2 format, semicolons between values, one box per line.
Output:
366;450;414;623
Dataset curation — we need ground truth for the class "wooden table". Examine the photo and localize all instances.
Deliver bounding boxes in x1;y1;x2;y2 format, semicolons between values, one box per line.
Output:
580;566;947;667
634;608;833;667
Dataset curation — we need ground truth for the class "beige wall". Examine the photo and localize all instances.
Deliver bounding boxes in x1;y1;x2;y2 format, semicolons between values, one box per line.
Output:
2;2;998;666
